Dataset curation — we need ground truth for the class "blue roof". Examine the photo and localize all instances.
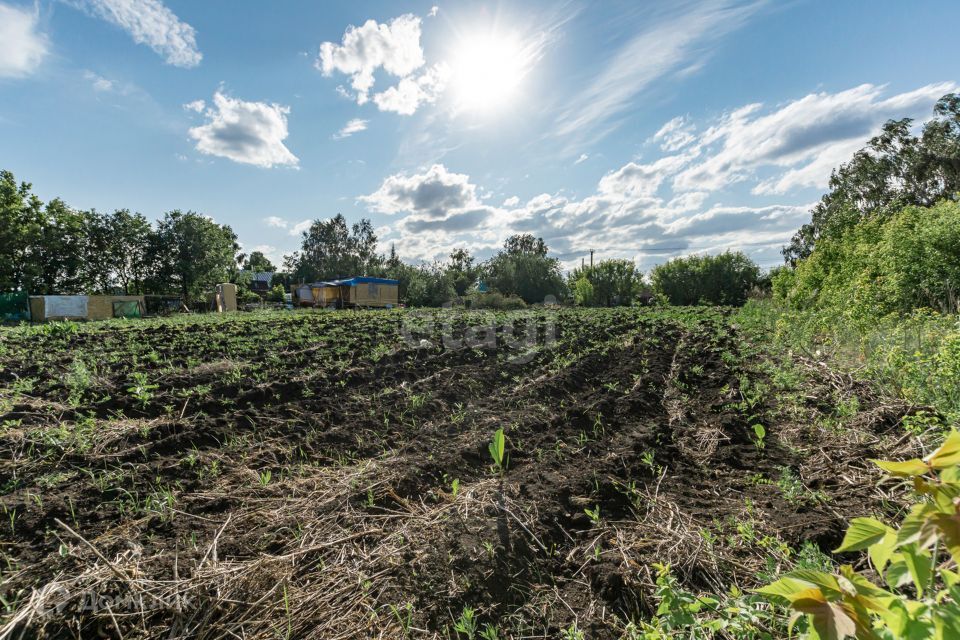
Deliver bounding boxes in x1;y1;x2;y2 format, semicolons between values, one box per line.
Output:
332;277;399;286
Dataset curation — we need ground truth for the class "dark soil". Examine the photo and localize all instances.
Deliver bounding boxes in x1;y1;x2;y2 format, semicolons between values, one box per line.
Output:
0;307;920;638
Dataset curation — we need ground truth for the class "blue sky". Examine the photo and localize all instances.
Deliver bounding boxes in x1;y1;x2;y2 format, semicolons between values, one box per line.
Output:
1;0;958;271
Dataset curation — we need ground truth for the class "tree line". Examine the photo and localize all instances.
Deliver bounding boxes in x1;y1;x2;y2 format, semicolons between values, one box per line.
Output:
1;168;770;309
1;170;239;303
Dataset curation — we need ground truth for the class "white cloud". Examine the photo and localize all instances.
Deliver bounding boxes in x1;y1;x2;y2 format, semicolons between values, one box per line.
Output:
372;63;450;115
555;1;762;143
289;219;312;237
0;3;48;78
673;82;957;193
651;115;696;151
187;91;299;168
574;153;589;165
333;118;368;139
317;14;425;105
428;6;438;17
80;0;202;68
264;216;288;229
502;196;520;207
361;164;482;217
183;99;205;113
83;70;113;91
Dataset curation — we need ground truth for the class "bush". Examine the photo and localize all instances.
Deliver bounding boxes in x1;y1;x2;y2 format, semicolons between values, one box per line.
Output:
464;291;527;310
759;431;960;639
776;201;960;318
651;251;760;306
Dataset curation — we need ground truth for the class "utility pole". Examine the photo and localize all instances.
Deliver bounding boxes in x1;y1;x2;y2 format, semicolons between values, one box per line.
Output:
581;257;584;270
590;249;594;268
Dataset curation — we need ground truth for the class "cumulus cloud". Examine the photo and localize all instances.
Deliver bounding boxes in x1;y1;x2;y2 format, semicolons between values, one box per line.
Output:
333;118;368;139
673;82;957;193
428;6;438;17
372;63;450;115
574;153;589;165
264;216;288;228
361;164;482;218
183;99;205;113
0;3;49;78
187;91;299;168
317;14;425;105
80;0;202;67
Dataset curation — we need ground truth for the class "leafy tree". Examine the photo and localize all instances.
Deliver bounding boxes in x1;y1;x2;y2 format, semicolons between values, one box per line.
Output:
651;251;760;306
241;250;276;273
150;210;239;303
568;259;643;306
784;92;960;264
446;248;478;296
286;214;381;281
0;170;44;292
405;263;456;307
32;198;89;294
483;235;566;303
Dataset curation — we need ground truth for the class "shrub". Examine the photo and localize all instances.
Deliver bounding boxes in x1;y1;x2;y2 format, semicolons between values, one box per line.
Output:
464;292;526;310
776;200;960;318
759;431;960;639
651;251;760;306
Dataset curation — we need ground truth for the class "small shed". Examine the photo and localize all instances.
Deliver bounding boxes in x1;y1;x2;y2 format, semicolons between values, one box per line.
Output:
27;295;146;321
334;277;399;308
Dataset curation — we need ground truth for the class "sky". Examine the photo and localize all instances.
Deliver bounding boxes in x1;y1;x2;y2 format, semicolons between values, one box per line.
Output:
1;0;958;272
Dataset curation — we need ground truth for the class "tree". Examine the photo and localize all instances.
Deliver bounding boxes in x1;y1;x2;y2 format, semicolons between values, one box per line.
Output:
483;235;566;303
150;210;239;303
0;170;44;292
651;251;760;306
32;198;89;294
108;209;153;294
287;214;381;282
784;92;960;264
241;251;276;273
568;259;643;306
446;248;477;296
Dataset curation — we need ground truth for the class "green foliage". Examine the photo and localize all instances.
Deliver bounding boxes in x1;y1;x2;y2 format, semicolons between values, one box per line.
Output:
777;200;960;317
268;284;286;303
150;210;240;303
285;214;380;282
568;259;643;307
758;432;960;639
744;299;960;425
464;291;527;310
630;563;782;639
482;235;566;304
651;251;760;306
241;250;276;273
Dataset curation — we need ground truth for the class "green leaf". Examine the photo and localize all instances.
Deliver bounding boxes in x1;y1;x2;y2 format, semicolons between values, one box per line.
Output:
488;428;505;468
834;517;893;553
867;530;898;574
873;458;929;477
900;544;931;597
755;576;819;599
927;430;960;469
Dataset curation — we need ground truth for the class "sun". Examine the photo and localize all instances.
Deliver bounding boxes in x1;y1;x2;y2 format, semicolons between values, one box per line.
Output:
450;32;528;112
